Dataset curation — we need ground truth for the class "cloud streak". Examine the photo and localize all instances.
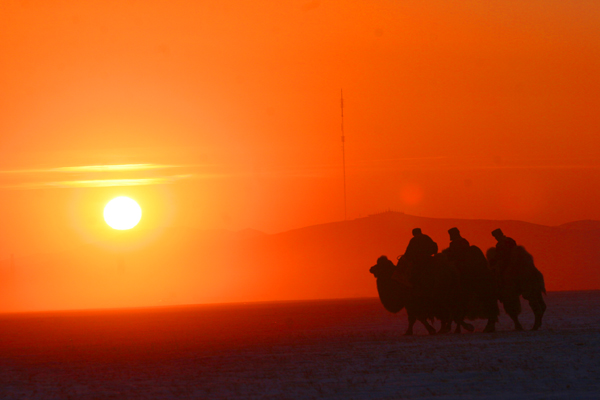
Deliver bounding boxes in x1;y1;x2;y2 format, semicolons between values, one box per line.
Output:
46;174;194;188
0;163;201;189
1;175;196;190
0;163;177;174
5;160;598;190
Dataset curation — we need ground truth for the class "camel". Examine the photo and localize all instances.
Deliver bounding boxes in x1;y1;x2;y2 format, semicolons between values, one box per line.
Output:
370;254;459;335
486;246;547;331
443;246;499;333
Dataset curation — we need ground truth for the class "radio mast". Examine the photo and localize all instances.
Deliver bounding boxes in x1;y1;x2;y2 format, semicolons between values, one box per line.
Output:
341;89;347;220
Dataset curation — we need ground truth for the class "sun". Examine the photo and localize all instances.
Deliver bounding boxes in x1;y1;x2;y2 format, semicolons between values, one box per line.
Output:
103;196;142;230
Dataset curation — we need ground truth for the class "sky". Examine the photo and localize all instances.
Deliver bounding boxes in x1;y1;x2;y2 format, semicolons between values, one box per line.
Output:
1;0;600;260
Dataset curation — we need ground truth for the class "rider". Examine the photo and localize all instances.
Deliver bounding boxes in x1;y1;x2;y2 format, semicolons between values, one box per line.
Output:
491;228;517;271
446;227;470;265
405;228;438;263
403;228;438;287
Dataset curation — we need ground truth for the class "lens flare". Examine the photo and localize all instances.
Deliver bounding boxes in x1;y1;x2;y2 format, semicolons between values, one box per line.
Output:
103;196;142;230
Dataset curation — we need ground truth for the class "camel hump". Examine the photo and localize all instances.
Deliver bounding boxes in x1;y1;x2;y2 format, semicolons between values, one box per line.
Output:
451;245;489;276
512;245;533;263
469;244;484;256
468;245;487;263
486;247;496;263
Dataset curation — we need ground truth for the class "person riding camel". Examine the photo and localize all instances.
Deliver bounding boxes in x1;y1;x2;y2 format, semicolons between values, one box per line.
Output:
447;227;480;304
403;228;438;287
405;228;438;263
491;228;517;272
447;227;470;265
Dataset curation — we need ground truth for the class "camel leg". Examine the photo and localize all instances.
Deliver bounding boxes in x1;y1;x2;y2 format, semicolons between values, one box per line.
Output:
420;319;437;335
482;297;498;333
405;314;416;336
528;292;547;331
502;295;523;331
438;321;447;334
483;319;496;333
440;320;452;333
438;318;452;334
460;321;475;332
452;306;468;333
454;320;462;333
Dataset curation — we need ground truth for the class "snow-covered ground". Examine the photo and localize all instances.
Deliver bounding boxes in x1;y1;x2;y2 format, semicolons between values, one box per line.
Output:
0;291;598;399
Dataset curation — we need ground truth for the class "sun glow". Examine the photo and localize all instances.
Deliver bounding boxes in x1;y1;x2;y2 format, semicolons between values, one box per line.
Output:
103;196;142;230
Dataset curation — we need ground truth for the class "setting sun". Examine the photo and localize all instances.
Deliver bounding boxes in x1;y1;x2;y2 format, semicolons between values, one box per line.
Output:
103;196;142;230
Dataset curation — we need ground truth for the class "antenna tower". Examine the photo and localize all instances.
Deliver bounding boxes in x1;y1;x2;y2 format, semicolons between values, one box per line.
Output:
341;89;347;220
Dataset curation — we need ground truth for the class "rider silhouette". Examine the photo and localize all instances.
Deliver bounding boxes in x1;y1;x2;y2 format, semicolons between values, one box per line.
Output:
403;228;438;288
491;228;517;271
447;227;470;264
404;228;438;263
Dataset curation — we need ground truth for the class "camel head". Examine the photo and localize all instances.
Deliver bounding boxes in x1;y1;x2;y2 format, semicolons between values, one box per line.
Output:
370;255;395;279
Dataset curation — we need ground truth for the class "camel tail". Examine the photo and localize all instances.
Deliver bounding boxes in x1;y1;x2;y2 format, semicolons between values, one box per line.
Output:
540;271;547;295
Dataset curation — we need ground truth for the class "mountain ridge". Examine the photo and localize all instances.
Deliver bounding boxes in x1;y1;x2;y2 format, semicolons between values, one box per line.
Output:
1;212;599;312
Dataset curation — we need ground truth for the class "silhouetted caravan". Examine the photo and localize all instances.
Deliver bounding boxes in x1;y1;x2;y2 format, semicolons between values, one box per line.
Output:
486;245;547;331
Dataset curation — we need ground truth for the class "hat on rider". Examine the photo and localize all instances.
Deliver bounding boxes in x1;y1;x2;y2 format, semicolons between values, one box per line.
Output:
448;227;460;240
491;228;504;239
412;228;422;237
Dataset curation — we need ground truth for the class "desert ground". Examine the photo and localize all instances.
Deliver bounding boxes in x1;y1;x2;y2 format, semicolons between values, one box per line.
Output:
0;291;598;399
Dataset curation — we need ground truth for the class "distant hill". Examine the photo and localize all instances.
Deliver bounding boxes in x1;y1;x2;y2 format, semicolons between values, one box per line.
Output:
558;220;600;232
1;212;599;312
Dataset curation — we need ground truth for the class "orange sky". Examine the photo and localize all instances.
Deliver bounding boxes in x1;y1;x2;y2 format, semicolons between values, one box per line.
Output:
1;0;600;260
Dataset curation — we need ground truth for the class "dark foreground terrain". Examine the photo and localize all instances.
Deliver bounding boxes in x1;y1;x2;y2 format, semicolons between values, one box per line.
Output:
1;291;599;399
